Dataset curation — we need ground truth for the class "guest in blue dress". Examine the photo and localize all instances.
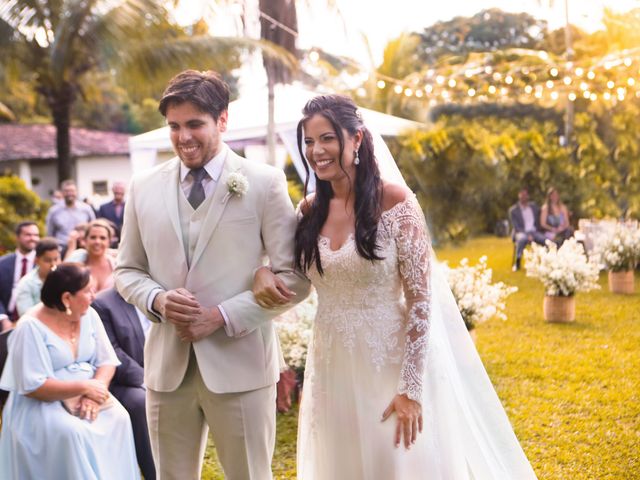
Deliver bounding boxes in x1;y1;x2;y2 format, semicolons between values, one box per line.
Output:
0;263;140;479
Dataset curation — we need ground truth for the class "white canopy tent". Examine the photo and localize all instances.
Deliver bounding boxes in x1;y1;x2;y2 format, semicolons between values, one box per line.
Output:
129;84;424;187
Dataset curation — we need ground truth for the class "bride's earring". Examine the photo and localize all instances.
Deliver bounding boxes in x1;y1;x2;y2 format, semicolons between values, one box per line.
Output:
354;148;360;165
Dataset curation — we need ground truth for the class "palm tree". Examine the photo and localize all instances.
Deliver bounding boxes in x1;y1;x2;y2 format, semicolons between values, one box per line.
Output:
0;0;294;184
259;0;299;165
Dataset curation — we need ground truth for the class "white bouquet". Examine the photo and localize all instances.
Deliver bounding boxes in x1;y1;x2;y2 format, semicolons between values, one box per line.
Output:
525;238;600;296
274;290;317;372
593;226;640;272
443;256;517;331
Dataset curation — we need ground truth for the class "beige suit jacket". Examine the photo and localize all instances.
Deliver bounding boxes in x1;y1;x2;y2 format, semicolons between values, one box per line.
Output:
115;149;309;393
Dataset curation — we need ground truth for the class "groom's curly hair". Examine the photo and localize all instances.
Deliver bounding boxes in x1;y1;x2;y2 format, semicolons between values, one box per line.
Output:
295;94;383;275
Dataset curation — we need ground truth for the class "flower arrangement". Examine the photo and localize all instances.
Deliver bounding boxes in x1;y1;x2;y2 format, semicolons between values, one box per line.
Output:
593;226;640;272
274;290;317;372
524;238;600;297
443;256;518;331
222;172;249;203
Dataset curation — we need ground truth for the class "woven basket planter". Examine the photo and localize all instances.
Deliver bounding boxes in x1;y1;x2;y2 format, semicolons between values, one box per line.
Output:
608;270;635;295
543;295;575;323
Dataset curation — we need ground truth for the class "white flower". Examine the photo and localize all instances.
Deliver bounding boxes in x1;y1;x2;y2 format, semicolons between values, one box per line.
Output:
524;238;600;296
274;290;317;371
222;172;249;203
443;256;517;330
593;225;640;272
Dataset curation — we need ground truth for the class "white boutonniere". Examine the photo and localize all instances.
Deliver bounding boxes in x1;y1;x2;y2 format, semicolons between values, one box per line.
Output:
222;172;249;203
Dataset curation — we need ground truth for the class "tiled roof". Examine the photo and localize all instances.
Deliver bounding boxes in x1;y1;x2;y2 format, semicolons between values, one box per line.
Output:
0;124;130;162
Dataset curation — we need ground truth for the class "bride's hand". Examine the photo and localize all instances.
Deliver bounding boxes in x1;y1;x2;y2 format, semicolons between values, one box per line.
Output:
253;266;296;308
381;394;423;449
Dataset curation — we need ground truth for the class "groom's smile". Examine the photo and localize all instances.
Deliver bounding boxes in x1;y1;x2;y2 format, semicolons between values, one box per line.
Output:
166;100;228;169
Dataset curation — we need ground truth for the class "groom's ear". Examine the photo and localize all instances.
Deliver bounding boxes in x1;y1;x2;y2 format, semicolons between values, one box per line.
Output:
217;110;228;133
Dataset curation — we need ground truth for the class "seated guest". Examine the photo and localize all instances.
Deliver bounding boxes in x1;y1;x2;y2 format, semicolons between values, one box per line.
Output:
540;187;573;245
15;237;61;316
0;263;139;479
509;188;546;271
66;219;117;293
92;287;155;480
63;222;88;260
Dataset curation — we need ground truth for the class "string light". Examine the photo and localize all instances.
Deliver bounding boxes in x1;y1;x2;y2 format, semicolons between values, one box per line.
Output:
377;80;386;89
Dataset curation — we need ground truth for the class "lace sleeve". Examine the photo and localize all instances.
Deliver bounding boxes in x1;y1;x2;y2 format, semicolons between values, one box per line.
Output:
393;197;432;403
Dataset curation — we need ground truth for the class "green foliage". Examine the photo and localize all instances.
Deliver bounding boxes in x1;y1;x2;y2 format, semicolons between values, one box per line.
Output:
395;105;639;244
202;237;640;479
0;176;47;253
417;8;547;64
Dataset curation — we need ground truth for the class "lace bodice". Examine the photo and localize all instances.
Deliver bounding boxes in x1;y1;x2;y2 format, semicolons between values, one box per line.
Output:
307;196;432;402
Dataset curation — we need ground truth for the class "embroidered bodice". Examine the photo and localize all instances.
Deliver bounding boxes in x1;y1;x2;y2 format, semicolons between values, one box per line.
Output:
307;196;432;402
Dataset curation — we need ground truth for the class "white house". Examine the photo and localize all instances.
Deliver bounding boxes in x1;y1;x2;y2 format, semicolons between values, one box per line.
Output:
0;124;131;204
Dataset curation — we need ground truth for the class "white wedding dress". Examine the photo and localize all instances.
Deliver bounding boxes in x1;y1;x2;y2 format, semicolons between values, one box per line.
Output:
297;195;537;479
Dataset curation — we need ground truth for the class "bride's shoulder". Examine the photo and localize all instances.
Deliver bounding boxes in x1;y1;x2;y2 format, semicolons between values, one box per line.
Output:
381;182;412;212
297;193;316;216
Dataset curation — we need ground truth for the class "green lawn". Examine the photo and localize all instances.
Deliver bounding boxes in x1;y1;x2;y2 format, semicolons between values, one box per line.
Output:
203;237;640;479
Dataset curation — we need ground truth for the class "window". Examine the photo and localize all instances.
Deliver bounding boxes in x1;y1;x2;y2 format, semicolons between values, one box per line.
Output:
92;181;108;196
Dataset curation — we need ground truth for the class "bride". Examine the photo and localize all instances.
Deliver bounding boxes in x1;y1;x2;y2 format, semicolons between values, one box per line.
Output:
253;94;537;479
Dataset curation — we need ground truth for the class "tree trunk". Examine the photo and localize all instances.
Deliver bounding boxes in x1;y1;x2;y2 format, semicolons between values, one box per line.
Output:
45;83;76;185
266;74;276;166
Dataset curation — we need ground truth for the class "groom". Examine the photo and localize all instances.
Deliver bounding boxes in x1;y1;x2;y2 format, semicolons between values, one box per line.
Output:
115;70;309;479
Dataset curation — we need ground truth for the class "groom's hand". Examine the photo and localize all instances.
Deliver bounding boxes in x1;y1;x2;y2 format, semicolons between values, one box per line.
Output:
154;288;201;327
176;306;225;343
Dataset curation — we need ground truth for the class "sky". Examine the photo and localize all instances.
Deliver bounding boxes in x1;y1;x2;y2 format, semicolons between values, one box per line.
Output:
175;0;640;67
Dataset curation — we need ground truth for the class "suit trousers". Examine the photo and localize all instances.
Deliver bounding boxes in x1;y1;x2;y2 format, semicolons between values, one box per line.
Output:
146;350;276;480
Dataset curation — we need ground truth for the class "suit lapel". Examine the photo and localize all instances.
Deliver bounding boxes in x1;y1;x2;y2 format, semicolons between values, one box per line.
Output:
190;151;243;268
161;158;188;265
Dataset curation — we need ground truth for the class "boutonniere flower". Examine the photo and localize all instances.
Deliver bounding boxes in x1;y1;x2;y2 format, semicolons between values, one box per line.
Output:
222;172;249;203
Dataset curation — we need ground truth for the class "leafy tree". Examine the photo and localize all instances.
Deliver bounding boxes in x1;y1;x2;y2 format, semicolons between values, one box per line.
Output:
0;0;287;183
0;176;47;254
417;9;547;64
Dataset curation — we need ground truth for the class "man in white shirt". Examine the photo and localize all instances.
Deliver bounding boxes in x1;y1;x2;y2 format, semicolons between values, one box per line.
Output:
509;189;546;271
0;221;40;331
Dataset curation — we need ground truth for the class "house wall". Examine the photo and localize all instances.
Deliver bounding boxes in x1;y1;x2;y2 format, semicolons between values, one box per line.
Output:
29;162;57;200
76;155;132;207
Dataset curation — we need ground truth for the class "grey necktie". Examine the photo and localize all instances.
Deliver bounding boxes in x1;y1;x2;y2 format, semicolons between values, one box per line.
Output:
188;167;207;209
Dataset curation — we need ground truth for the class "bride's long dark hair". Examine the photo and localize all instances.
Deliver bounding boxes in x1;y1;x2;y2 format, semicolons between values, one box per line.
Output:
295;94;383;275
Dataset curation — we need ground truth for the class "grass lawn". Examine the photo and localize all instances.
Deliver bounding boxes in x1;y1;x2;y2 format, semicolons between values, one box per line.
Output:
203;237;640;479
